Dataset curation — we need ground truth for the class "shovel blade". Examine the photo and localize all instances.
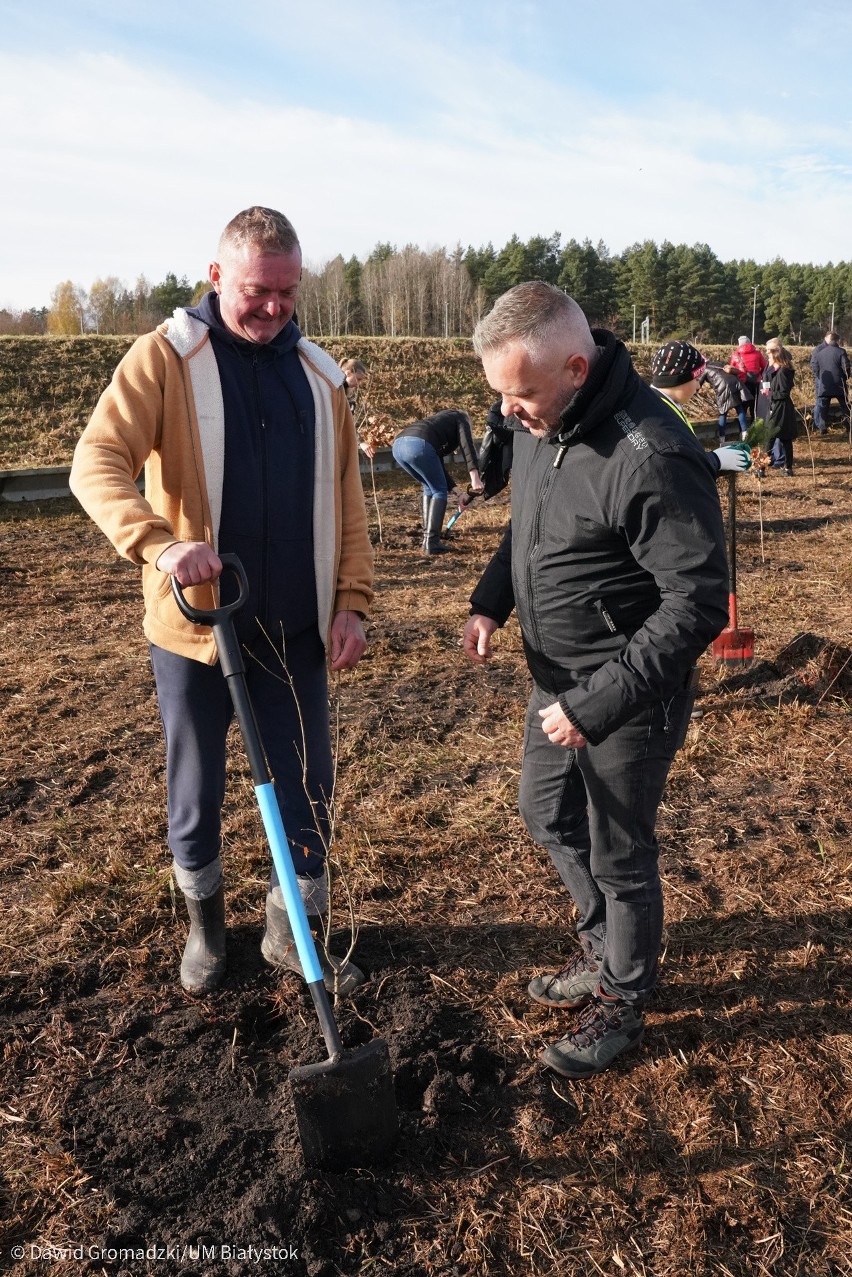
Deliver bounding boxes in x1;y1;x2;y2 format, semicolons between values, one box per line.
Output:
713;626;755;666
289;1038;398;1170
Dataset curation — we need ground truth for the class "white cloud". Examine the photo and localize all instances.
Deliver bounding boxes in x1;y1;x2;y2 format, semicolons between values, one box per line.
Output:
0;41;849;312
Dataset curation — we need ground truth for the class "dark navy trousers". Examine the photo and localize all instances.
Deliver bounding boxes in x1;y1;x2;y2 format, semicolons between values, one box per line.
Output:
150;627;333;881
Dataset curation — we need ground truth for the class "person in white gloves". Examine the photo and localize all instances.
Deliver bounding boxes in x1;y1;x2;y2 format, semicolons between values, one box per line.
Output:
650;340;752;473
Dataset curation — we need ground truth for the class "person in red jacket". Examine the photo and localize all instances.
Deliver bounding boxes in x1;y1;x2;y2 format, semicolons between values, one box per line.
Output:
730;336;768;421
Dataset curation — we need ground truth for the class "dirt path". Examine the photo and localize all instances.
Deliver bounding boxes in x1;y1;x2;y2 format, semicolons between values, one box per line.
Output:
1;448;851;1275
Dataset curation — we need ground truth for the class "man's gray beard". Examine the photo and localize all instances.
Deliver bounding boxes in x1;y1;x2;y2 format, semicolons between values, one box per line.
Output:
527;419;564;441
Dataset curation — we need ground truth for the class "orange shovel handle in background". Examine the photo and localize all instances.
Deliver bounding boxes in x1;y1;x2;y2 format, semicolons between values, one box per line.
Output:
713;473;754;666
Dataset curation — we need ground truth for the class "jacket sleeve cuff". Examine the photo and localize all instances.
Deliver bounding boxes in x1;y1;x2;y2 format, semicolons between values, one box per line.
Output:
333;592;371;619
469;604;504;624
557;696;600;746
139;534;180;567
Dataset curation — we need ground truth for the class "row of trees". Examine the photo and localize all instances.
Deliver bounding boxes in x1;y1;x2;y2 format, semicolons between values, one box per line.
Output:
4;236;850;344
0;274;208;337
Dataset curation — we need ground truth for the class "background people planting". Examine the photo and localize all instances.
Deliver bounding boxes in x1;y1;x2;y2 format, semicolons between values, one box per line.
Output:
760;339;799;476
730;335;768;420
809;332;850;435
698;361;751;441
339;357;376;457
391;409;484;555
649;341;752;474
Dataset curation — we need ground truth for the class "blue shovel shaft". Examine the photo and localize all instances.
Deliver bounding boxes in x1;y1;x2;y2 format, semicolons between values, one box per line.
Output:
170;558;345;1064
254;783;324;986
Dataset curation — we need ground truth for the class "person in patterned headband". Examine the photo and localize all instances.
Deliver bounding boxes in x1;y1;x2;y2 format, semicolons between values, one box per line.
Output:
651;340;706;390
651;341;751;474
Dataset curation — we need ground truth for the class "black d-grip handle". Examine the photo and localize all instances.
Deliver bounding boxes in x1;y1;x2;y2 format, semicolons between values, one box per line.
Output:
170;553;250;680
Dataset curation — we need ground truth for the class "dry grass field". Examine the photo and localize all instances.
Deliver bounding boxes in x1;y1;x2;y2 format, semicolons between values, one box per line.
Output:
0;335;822;471
1;427;851;1276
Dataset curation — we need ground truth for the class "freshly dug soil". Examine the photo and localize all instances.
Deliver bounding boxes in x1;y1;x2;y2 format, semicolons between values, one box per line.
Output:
2;444;852;1276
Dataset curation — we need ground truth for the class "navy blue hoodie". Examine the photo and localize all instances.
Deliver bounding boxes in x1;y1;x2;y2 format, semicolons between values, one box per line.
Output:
187;293;317;643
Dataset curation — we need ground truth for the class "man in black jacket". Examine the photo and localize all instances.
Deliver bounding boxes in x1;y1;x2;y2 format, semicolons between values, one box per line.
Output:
463;283;729;1079
809;332;850;434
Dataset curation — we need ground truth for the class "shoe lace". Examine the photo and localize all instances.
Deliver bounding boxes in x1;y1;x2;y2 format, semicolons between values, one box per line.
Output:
554;950;594;980
569;998;621;1048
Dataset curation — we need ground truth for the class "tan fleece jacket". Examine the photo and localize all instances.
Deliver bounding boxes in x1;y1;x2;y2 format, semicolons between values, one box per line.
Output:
70;311;373;664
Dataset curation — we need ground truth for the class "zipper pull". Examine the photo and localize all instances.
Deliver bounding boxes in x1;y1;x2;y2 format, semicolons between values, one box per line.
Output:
252;351;267;429
553;443;568;468
596;601;618;633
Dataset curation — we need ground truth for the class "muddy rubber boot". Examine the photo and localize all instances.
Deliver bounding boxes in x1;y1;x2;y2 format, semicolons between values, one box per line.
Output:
422;495;450;555
261;891;365;997
180;885;227;995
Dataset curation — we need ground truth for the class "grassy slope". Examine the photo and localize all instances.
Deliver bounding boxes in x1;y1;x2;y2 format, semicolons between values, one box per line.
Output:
0;335;820;471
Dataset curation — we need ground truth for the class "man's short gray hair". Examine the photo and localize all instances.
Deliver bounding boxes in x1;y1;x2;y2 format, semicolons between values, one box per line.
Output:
218;206;301;259
473;281;595;362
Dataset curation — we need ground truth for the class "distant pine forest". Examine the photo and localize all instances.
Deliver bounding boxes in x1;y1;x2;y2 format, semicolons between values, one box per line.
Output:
5;234;850;346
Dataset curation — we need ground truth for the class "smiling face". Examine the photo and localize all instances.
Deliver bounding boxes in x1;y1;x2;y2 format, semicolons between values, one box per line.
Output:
210;246;302;344
480;341;590;438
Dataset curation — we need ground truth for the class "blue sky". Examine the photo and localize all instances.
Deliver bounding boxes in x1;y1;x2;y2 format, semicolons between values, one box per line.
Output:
2;0;850;310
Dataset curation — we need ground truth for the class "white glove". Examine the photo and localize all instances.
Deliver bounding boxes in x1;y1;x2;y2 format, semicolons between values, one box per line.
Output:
713;442;752;472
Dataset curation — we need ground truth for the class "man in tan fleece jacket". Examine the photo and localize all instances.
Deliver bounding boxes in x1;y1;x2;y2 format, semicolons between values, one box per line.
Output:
71;207;373;997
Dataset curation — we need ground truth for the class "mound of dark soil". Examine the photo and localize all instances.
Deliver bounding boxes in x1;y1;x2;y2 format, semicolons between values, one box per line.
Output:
717;631;852;703
55;926;517;1277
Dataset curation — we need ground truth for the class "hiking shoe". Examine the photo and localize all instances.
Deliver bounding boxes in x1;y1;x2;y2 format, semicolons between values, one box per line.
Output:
539;994;644;1078
527;949;601;1009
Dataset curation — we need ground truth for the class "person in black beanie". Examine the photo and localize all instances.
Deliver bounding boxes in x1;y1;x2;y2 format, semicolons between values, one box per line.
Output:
650;341;752;474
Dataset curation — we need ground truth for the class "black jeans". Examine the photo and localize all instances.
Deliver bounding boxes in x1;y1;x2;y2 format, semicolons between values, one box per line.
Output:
150;627;333;880
518;682;695;1007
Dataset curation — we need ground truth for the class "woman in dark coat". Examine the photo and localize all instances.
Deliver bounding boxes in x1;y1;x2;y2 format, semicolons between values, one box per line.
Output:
699;362;751;441
757;340;798;476
392;410;483;555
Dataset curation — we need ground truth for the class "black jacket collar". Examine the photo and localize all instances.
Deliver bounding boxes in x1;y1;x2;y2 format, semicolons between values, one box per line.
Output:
549;329;634;449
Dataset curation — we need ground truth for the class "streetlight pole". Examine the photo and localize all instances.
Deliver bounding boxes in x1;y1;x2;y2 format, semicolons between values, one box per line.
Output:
830;301;835;332
751;286;758;343
632;305;636;343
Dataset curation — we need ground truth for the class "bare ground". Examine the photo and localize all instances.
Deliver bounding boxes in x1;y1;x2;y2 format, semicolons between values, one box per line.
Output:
1;438;852;1277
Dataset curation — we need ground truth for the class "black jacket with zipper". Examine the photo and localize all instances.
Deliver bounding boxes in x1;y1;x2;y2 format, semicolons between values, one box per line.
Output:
470;330;730;746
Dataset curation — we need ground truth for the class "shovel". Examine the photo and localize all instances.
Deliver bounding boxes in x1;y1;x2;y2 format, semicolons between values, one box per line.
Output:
713;474;754;667
445;490;480;531
171;554;398;1170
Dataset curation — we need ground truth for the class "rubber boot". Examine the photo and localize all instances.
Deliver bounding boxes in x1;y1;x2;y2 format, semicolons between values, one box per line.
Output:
261;891;365;997
180;885;227;995
422;495;450;555
422;490;431;538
